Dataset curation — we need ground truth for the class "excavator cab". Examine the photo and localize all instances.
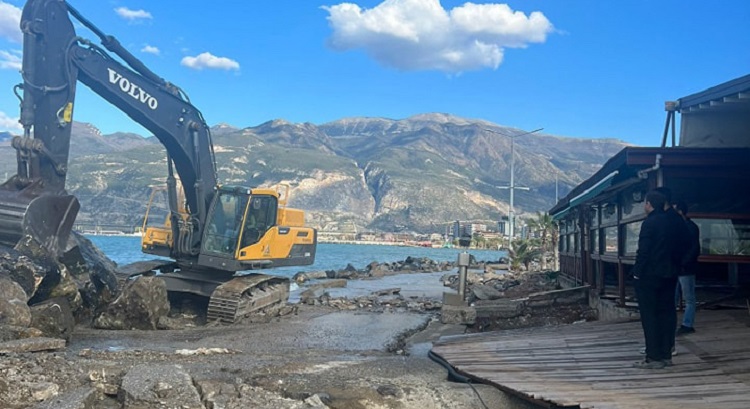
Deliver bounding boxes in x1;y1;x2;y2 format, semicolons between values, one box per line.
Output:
199;185;316;270
202;189;250;256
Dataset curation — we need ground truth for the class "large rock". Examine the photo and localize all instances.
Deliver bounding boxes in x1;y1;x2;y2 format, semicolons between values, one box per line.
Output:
0;244;56;301
30;298;76;342
32;386;99;409
61;232;119;319
120;364;203;409
0;277;31;327
31;265;83;313
93;276;169;330
2;233;120;326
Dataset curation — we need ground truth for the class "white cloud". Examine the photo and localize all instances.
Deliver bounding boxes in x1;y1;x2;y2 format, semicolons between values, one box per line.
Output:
0;110;21;132
0;1;23;43
141;45;160;55
115;7;153;21
0;49;21;70
323;0;553;73
181;52;240;71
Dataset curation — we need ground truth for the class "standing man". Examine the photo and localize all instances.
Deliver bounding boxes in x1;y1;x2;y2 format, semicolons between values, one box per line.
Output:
675;200;700;335
632;190;681;369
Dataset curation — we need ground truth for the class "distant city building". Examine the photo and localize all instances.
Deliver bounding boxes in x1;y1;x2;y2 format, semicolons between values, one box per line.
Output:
498;215;509;236
466;223;488;235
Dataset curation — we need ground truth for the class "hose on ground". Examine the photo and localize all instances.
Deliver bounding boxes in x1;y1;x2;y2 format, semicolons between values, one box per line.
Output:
428;350;489;409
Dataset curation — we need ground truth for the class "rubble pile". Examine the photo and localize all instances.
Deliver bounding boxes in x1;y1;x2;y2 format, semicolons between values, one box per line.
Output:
0;232;178;345
441;268;598;332
293;256;451;283
292;256;505;313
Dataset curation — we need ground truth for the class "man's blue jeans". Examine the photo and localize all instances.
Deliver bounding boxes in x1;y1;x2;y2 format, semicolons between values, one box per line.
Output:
675;275;696;328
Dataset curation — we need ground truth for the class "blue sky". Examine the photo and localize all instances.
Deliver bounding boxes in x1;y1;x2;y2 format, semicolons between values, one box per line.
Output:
0;0;748;146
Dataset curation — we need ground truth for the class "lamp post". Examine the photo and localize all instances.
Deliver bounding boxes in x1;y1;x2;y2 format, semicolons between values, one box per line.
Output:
484;127;544;241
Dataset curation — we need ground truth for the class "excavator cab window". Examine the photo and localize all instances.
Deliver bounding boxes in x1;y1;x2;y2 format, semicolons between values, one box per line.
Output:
203;192;249;256
240;195;277;248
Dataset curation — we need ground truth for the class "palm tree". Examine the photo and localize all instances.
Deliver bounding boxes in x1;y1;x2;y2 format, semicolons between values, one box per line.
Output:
528;212;558;271
509;238;541;272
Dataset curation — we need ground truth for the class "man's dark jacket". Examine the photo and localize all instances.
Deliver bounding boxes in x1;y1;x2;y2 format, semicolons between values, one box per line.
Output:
680;218;700;275
632;208;684;281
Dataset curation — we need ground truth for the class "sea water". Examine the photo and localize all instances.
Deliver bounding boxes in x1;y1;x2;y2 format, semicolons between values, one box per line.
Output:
87;235;508;300
86;235;508;278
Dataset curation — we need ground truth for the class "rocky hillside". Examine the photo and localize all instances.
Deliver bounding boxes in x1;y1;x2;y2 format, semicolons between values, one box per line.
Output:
0;114;629;233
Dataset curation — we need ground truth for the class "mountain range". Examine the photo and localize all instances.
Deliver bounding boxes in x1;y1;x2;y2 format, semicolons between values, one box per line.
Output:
0;114;629;233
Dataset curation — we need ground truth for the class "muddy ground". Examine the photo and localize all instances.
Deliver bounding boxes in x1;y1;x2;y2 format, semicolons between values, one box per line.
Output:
1;303;542;409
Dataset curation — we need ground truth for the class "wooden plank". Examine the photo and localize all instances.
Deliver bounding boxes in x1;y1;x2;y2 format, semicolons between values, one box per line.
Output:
432;309;750;409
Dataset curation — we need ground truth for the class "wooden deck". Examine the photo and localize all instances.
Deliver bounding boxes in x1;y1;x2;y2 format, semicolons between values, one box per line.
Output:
431;309;750;409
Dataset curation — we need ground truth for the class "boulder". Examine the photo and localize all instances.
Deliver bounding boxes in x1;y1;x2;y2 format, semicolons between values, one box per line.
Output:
120;364;203;409
93;276;169;330
60;232;119;318
0;277;31;327
291;270;328;283
32;264;83;313
0;244;56;301
30;298;76;342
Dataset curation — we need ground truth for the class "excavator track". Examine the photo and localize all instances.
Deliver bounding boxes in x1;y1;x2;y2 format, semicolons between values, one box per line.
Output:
207;274;290;323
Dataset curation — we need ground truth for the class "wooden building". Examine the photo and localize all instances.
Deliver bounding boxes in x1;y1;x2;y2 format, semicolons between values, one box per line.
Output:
549;74;750;307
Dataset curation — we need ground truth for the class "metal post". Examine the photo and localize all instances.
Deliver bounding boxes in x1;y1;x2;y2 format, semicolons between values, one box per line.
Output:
509;136;515;240
482;127;543;242
555;170;559;203
457;252;470;301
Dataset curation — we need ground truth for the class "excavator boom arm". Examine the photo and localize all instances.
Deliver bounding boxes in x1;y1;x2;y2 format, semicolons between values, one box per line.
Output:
1;0;219;256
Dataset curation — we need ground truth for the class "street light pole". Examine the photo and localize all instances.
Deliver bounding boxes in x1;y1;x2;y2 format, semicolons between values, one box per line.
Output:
484;127;544;241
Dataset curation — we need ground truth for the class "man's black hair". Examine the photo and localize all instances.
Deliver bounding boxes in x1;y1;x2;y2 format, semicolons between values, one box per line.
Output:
646;190;667;211
674;200;689;215
654;187;673;204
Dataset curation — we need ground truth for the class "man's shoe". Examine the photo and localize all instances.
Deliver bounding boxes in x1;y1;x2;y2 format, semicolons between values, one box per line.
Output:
633;359;666;369
639;347;646;355
662;359;673;367
672;346;677;356
676;325;695;336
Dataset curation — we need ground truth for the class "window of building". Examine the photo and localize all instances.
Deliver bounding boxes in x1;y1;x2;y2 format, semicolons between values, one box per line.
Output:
621;187;647;220
624;221;642;256
601;203;617;225
603;226;618;254
589;206;600;228
693;218;750;256
590;229;599;254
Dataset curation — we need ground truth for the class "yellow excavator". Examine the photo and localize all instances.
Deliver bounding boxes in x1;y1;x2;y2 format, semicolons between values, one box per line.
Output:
0;0;316;322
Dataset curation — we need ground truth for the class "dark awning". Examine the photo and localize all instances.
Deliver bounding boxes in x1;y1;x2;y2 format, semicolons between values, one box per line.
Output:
568;171;618;208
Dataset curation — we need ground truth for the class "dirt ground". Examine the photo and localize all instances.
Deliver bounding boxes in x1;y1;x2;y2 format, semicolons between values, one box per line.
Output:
1;303;543;409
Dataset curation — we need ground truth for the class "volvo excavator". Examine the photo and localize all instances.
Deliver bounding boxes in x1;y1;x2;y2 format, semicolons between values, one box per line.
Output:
0;0;317;322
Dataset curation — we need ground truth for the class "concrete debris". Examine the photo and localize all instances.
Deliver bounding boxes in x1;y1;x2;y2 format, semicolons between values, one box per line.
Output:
32;386;99;409
120;364;203;409
175;347;233;355
93;276;169;330
88;366;124;396
0;337;66;354
30;297;76;342
0;277;32;327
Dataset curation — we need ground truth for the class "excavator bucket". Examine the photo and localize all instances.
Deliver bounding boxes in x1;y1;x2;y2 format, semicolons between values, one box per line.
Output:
0;187;79;258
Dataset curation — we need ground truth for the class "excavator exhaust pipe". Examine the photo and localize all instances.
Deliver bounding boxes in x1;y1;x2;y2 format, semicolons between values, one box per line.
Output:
0;183;80;259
